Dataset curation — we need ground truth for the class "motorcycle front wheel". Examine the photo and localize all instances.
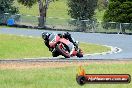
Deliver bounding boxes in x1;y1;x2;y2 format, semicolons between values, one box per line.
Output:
56;43;70;58
76;49;83;58
52;51;59;57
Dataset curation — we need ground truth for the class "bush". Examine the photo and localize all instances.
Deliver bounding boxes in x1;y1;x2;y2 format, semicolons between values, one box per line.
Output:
67;0;97;31
103;0;132;32
67;0;98;20
0;0;19;24
103;1;132;23
0;0;18;14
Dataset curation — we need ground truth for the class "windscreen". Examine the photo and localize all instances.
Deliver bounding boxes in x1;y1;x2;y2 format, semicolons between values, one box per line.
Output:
49;33;56;42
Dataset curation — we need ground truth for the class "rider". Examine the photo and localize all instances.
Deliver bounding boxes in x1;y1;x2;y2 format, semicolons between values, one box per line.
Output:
42;32;78;52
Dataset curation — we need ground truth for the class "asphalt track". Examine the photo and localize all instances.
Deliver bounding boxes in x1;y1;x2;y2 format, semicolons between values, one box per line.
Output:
0;28;132;61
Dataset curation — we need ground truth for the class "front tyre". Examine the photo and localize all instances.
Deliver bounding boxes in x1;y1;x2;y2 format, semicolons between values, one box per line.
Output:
52;51;59;57
76;53;83;58
76;49;83;58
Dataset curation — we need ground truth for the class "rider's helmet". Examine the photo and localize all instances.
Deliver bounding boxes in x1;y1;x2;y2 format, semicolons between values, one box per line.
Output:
42;32;51;40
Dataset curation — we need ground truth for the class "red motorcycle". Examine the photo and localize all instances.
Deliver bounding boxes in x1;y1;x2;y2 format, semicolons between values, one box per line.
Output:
48;33;83;58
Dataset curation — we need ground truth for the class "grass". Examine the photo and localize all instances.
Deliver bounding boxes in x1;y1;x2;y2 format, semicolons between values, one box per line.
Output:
0;34;51;59
0;26;9;28
13;0;71;26
0;62;132;88
0;34;110;59
79;42;110;54
14;0;70;19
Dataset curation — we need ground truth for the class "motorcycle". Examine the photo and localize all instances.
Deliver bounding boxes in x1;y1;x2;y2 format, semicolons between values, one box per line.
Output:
48;33;83;58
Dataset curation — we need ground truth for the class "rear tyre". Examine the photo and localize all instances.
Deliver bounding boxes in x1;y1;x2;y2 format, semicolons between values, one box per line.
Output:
56;44;70;58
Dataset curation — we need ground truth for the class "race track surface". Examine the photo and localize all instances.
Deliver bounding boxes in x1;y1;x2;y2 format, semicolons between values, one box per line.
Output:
0;28;132;60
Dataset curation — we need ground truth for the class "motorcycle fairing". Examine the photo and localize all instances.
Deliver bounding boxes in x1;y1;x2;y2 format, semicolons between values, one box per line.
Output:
49;34;60;47
58;38;71;45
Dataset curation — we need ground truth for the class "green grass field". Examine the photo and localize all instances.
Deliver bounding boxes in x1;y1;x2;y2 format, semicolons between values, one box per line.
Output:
0;34;110;59
0;62;132;88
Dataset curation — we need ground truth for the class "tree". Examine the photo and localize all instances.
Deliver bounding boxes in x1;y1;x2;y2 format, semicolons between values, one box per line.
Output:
17;0;57;28
0;0;18;14
103;0;132;23
67;0;97;31
103;0;132;33
67;0;98;20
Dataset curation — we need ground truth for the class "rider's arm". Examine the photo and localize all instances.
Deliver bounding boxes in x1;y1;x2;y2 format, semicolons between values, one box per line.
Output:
44;40;50;49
